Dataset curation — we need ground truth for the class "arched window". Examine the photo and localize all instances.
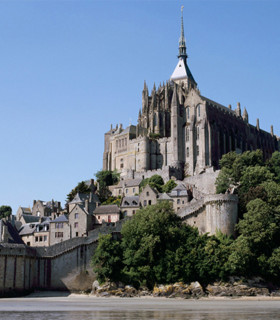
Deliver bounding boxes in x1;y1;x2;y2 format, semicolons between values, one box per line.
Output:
197;145;199;156
186;107;190;119
153;113;157;126
196;126;199;140
197;104;201;117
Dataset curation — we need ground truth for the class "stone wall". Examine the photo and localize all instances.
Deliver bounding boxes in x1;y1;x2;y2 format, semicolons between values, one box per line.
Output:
0;220;125;297
0;244;37;297
178;194;238;236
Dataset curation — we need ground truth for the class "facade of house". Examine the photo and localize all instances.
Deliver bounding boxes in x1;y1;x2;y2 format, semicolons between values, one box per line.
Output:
49;215;70;245
93;205;120;224
120;196;140;217
139;184;159;207
112;178;142;197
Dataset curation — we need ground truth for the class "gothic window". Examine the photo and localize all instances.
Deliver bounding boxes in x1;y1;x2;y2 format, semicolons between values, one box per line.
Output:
196;126;199;140
186;107;190;119
197;145;199;156
186;128;189;141
197;104;201;117
153;114;157;126
116;140;118;148
186;147;189;157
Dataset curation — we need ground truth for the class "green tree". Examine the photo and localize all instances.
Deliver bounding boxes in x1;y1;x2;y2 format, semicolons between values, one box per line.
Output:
95;170;120;203
0;206;12;219
139;174;164;193
162;180;177;193
92;234;123;283
67;181;91;202
268;151;280;182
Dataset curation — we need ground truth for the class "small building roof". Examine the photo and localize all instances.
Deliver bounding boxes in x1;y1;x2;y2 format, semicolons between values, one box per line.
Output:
21;214;40;224
115;178;142;189
19;223;39;236
121;196;140;207
170;183;188;196
19;207;32;214
158;193;173;201
51;214;68;223
94;205;120;215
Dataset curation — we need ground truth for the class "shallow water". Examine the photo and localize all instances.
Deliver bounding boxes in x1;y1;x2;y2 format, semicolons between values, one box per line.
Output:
1;296;280;320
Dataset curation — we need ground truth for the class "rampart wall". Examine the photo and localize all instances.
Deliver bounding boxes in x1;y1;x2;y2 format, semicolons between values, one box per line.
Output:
178;194;238;236
0;220;125;297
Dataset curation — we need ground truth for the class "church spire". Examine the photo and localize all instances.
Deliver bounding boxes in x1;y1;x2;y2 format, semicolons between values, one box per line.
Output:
178;6;187;60
170;6;196;88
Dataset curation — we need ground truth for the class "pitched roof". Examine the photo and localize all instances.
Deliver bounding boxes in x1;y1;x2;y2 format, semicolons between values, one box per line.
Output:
170;183;188;196
158;193;173;201
69;192;89;204
20;207;31;214
21;214;40;224
19;223;39;236
51;214;68;223
94;205;120;215
115;178;142;188
1;220;24;244
121;196;140;207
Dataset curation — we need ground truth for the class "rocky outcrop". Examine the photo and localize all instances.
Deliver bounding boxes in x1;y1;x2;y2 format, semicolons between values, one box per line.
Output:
90;278;280;298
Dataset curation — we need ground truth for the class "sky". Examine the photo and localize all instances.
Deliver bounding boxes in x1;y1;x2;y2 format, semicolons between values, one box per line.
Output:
0;0;280;214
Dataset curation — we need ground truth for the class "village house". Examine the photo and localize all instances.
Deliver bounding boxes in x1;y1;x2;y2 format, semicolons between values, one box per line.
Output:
49;215;70;245
93;205;120;224
120;196;140;217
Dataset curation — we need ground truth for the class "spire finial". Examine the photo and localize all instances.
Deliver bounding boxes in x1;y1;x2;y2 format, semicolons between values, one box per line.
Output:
178;6;187;60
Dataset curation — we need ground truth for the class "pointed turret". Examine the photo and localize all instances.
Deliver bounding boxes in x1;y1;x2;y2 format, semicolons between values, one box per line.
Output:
170;6;196;88
236;102;241;117
242;107;248;123
142;81;149;113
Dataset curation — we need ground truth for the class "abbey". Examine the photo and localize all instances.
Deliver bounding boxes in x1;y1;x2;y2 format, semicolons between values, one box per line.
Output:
104;10;279;181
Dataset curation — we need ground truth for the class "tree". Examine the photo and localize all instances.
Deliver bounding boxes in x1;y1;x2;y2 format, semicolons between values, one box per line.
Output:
139;174;164;193
92;234;123;283
162;180;177;193
95;170;120;203
0;206;12;219
268;151;280;182
67;181;91;202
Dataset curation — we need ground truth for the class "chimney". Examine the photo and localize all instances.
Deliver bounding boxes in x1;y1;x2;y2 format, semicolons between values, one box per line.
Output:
33;200;36;206
271;125;274;136
228;104;232;110
85;199;89;212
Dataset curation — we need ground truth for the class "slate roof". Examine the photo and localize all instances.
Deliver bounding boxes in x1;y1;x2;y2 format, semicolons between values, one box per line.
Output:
94;205;120;215
19;223;39;236
170;183;188;196
51;214;68;223
115;178;142;189
121;196;140;207
21;214;40;224
20;207;31;214
158;193;173;201
1;220;24;244
69;192;100;205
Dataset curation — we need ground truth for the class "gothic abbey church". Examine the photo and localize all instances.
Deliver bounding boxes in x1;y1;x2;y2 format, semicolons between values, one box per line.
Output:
103;10;280;181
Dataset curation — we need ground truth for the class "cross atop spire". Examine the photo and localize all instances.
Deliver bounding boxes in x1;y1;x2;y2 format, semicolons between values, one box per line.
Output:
178;5;187;60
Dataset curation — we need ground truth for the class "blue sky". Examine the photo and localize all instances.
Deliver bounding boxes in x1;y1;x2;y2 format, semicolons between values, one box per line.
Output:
1;0;279;214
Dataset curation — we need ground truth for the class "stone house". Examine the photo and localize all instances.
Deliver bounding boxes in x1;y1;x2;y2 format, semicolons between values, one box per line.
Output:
68;204;95;238
16;207;32;221
18;223;39;246
32;219;51;247
169;183;191;212
93;205;120;224
112;178;142;197
120;196;140;217
32;200;61;218
49;215;70;245
68;192;100;214
139;184;159;207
